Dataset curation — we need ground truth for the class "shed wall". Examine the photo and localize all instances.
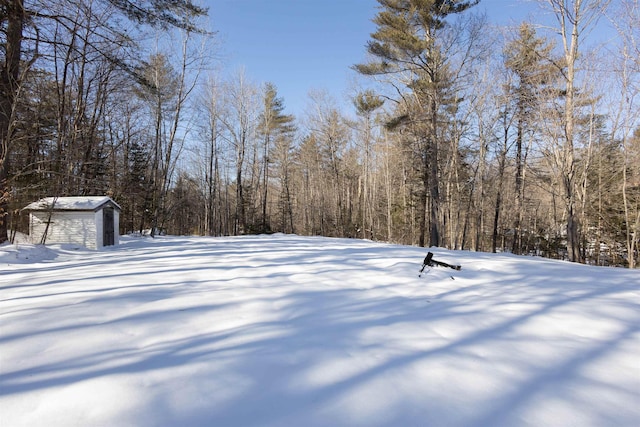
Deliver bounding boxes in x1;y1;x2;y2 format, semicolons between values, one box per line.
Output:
30;211;98;249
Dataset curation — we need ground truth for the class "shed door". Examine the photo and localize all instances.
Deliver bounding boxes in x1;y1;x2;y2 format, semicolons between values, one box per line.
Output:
103;208;115;246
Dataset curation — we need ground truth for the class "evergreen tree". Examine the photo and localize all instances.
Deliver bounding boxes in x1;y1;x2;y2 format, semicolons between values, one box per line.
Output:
257;83;294;233
503;23;556;254
355;0;478;247
354;90;384;240
125;139;151;234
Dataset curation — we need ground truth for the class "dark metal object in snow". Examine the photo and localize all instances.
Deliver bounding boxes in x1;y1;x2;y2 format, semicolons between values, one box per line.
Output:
419;252;461;276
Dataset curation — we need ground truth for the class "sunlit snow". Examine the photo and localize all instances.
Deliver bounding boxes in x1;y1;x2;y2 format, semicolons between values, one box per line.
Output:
1;234;639;426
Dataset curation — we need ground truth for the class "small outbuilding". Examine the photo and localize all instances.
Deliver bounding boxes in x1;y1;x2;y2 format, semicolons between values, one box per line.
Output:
23;196;121;250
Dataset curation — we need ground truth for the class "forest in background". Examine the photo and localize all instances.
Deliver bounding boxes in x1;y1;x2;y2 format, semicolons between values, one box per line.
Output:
1;0;639;267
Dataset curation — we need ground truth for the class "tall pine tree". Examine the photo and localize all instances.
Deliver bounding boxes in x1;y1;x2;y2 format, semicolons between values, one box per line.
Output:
355;0;477;247
257;83;294;233
504;23;556;254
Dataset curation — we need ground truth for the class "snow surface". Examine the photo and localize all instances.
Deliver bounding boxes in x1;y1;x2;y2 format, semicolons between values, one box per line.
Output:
1;234;639;427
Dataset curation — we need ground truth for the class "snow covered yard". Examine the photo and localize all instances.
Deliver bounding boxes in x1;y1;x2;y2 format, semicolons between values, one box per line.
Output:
1;234;639;427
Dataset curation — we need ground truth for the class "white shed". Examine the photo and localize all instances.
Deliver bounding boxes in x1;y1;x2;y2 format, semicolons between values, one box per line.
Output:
24;196;121;250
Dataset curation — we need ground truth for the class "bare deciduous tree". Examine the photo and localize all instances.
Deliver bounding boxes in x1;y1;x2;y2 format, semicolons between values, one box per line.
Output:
541;0;610;262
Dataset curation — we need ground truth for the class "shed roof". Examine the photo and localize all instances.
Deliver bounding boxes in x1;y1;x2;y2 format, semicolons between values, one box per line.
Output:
23;196;121;212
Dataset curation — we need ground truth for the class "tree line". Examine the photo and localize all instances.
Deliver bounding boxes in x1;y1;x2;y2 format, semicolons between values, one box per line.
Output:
2;0;638;267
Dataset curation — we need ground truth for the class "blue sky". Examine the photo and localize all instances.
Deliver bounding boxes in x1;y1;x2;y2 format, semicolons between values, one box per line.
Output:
203;0;546;115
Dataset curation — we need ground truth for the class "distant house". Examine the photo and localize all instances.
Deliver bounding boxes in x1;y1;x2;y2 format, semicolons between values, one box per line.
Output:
23;196;121;250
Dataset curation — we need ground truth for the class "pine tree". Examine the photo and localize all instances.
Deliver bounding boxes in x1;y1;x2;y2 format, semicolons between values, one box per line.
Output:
354;0;478;247
257;83;294;233
504;23;556;254
353;90;384;240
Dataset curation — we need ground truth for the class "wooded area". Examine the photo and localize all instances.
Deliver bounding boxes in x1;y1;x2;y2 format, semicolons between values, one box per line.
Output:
1;0;638;267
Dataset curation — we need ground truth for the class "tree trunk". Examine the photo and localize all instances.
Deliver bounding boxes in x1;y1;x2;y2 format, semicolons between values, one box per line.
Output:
512;118;524;254
428;98;440;247
0;0;25;243
563;15;582;263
